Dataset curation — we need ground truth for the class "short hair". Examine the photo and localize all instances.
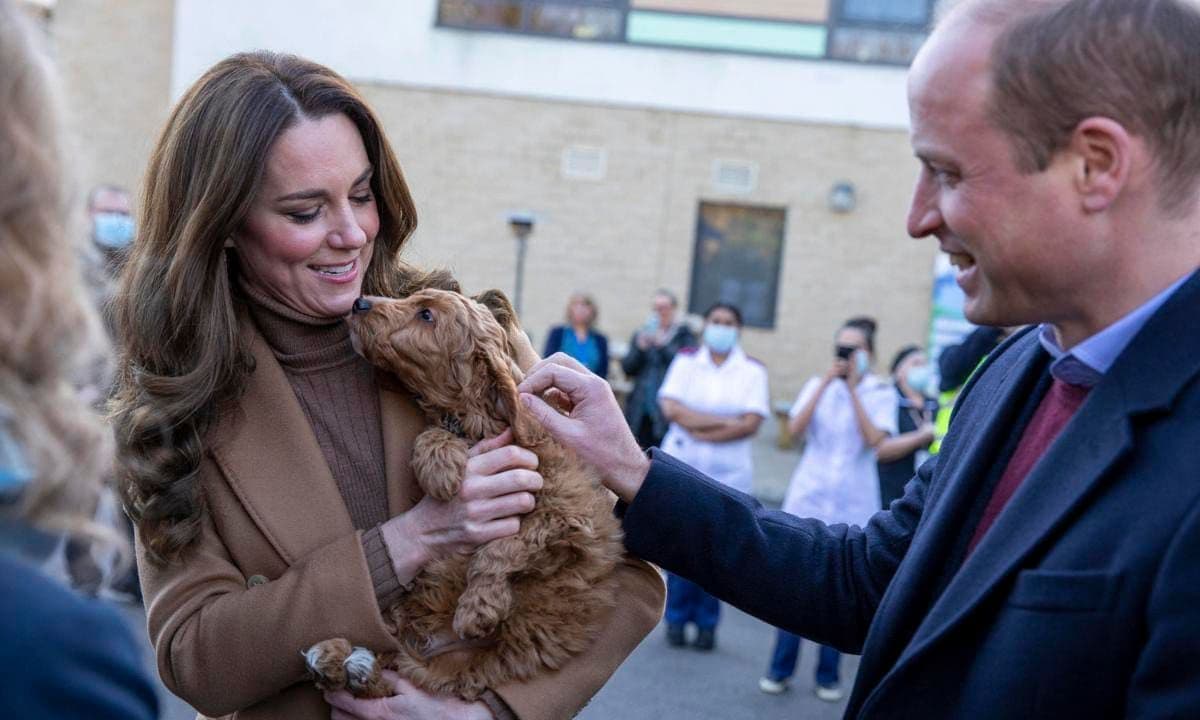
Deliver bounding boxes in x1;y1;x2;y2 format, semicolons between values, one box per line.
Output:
890;345;923;375
565;292;598;327
704;301;743;327
949;0;1200;214
653;289;678;307
843;315;878;354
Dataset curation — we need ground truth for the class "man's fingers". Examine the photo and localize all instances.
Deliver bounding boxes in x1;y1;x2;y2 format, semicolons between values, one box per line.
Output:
523;351;591;379
468;428;514;458
544;387;573;413
520;393;572;440
518;361;592;398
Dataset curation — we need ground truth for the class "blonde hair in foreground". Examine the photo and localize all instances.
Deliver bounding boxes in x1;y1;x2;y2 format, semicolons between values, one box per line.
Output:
0;0;111;534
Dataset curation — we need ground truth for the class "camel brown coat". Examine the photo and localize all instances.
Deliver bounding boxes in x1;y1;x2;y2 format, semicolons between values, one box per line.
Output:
137;313;665;720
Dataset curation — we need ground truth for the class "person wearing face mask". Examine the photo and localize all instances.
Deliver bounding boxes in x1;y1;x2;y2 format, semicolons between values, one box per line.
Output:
82;185;135;307
758;316;895;702
62;184;139;601
655;302;769;651
875;346;939;508
621;290;695;449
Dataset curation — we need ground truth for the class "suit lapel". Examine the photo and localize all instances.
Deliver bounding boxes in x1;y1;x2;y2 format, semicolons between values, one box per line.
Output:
873;269;1200;700
850;332;1047;704
209;318;353;565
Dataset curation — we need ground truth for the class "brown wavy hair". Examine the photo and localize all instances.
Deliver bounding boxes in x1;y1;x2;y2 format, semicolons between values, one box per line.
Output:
0;0;110;531
111;51;422;564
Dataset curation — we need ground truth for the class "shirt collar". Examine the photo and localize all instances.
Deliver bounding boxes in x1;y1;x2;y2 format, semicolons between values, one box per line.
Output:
1038;270;1194;387
699;344;744;369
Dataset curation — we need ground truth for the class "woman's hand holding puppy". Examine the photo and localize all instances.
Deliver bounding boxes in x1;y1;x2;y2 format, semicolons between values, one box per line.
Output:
380;429;542;586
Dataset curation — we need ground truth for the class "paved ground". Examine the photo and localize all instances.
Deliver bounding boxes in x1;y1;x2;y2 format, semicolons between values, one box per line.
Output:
120;414;826;719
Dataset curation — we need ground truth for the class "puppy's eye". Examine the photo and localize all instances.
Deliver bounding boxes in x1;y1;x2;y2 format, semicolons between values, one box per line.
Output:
417;308;434;323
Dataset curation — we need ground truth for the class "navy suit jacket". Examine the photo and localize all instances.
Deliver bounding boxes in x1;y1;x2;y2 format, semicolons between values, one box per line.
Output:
621;271;1200;718
0;550;159;719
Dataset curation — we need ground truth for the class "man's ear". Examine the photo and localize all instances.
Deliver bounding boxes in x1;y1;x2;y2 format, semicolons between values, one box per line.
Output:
1068;117;1134;213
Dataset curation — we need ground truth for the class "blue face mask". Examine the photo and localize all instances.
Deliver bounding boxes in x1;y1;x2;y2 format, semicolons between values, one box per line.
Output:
703;324;738;354
0;419;32;501
905;364;939;398
93;212;135;250
854;350;870;376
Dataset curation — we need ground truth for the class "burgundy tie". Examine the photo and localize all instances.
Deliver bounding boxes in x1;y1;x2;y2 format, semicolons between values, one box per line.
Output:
966;378;1092;555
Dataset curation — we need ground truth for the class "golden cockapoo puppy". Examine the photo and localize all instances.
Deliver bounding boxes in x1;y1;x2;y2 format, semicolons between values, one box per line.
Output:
305;289;623;700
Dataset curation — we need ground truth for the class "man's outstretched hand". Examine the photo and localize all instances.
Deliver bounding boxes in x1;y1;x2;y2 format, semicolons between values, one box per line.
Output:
518;353;651;504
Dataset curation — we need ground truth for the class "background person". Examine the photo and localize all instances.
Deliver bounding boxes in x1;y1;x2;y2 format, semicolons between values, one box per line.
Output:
111;51;662;720
542;292;609;377
621;289;694;449
875;345;938;507
0;2;157;716
759;317;894;701
516;1;1200;716
656;302;768;651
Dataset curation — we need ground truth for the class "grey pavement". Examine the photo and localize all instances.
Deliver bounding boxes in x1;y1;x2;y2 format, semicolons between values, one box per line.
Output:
119;415;832;720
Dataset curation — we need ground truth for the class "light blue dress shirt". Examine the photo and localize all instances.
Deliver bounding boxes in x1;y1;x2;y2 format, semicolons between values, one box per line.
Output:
1038;270;1195;387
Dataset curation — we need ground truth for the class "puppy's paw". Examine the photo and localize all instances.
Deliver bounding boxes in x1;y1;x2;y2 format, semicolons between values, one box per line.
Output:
304;638;352;691
453;584;512;640
413;428;468;501
453;605;498;640
344;646;382;695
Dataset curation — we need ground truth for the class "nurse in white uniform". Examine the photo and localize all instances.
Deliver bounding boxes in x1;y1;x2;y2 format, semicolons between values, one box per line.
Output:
759;317;896;702
657;302;770;651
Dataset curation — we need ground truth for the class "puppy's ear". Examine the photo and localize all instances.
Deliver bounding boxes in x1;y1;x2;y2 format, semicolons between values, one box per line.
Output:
468;303;539;445
473;289;541;372
472;289;515;328
395;263;462;298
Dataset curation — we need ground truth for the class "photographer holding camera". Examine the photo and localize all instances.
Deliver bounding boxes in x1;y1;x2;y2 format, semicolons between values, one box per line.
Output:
758;316;895;700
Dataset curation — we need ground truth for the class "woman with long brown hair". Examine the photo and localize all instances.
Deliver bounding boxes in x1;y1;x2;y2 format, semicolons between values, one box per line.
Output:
111;51;662;720
0;1;157;716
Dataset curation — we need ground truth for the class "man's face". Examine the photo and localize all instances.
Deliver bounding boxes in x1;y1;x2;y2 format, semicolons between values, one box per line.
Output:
906;21;1082;328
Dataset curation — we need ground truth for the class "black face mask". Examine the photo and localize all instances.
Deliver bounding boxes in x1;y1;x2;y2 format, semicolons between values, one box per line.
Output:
835;345;857;360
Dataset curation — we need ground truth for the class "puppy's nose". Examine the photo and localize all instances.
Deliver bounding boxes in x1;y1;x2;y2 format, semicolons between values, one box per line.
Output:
352;297;372;314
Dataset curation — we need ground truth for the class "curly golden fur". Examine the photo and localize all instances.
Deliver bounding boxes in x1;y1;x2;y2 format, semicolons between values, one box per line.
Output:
307;288;623;700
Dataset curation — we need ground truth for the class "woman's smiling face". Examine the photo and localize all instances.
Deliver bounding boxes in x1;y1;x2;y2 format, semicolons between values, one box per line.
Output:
233;112;379;318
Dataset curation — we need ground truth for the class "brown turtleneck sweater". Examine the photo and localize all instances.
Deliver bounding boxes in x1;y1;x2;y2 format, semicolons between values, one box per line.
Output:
242;283;406;608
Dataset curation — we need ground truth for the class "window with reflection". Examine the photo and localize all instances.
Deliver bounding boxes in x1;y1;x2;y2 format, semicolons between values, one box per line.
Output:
436;0;933;65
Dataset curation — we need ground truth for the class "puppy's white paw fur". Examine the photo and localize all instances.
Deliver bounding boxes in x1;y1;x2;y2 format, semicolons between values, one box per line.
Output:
302;646;326;678
344;647;377;691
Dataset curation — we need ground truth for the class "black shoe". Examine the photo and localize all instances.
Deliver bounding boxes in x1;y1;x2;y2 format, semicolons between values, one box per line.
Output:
666;624;686;647
693;628;715;651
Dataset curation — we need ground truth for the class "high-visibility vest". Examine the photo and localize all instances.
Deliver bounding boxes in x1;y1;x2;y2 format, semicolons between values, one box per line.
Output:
929;356;990;455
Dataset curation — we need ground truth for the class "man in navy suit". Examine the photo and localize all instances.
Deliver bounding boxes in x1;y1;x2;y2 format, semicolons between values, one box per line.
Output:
518;0;1200;717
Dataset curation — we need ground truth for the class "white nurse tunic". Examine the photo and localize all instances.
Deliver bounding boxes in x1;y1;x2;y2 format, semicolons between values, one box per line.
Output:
657;345;771;495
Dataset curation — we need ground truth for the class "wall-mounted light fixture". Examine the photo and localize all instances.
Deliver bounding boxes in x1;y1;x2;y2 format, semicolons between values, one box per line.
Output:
828;181;857;213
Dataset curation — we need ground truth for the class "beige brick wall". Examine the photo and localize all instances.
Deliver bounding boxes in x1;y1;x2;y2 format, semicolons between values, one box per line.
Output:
363;85;936;402
48;0;174;205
